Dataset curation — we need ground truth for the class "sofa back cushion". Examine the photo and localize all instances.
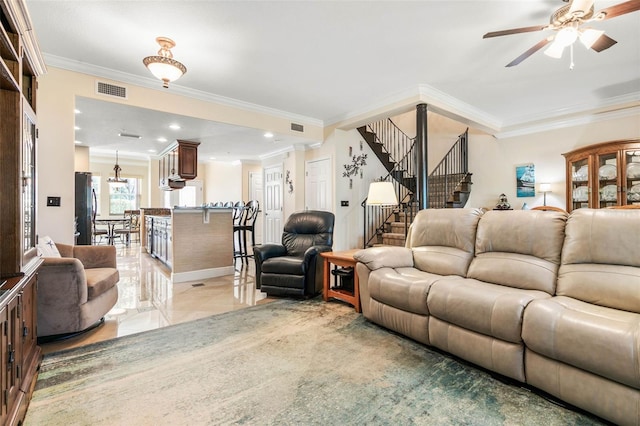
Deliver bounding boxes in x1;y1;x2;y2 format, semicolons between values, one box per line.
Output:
558;208;640;313
406;208;483;276
467;210;567;294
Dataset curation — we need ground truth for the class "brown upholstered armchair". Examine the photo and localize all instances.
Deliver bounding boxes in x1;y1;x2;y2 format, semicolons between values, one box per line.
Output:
37;243;119;339
253;210;334;297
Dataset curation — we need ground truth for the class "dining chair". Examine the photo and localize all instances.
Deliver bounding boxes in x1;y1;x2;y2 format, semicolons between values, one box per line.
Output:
92;210;109;245
122;210;141;243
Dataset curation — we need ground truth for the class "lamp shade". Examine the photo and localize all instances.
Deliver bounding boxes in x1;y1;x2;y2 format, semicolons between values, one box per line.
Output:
366;182;398;206
539;183;552;192
143;37;187;88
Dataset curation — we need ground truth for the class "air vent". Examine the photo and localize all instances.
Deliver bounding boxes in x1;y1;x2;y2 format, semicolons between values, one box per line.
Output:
291;123;304;132
96;81;128;99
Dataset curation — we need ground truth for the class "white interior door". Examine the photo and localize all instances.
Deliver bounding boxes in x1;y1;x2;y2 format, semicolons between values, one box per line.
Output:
249;171;264;245
263;165;283;244
305;157;332;211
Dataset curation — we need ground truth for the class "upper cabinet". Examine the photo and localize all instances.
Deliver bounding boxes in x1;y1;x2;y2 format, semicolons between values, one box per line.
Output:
563;139;640;212
158;140;200;190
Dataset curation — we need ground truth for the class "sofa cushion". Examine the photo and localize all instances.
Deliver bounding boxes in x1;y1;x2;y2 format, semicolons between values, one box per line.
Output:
85;268;119;300
427;277;550;343
523;296;640;390
405;208;483;277
261;256;306;275
558;208;640;312
467;210;567;294
368;267;445;316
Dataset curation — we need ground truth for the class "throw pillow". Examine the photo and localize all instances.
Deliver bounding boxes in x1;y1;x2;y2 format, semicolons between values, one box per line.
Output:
37;236;61;258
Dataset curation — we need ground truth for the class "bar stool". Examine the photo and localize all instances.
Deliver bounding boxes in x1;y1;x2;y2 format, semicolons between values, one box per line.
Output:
232;201;246;261
238;200;259;264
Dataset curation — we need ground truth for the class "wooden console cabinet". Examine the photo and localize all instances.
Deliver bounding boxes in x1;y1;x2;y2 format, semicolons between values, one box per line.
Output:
563;139;640;212
0;1;46;424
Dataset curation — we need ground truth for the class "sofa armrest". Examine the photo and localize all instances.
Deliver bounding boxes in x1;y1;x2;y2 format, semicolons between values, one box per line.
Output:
303;245;332;265
72;245;117;269
38;257;89;306
354;246;414;271
253;244;288;263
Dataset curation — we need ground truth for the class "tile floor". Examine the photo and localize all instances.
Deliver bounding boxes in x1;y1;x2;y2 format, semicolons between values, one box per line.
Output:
40;242;272;354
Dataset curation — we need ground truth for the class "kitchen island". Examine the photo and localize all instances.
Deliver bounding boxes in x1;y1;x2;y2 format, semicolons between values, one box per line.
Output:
141;207;234;283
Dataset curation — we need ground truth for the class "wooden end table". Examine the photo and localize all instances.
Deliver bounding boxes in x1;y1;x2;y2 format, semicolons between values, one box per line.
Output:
321;249;361;313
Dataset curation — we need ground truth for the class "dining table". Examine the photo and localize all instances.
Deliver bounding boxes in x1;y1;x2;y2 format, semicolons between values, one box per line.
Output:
95;217;128;245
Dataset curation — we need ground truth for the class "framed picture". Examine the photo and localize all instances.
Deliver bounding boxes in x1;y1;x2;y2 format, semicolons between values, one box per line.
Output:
516;164;535;197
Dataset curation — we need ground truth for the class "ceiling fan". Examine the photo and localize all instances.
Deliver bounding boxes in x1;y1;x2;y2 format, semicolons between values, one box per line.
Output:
483;0;640;68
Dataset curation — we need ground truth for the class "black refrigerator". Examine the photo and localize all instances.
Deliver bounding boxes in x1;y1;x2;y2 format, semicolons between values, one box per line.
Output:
75;172;94;245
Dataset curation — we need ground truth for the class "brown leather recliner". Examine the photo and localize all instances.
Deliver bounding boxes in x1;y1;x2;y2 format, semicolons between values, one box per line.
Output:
253;210;334;297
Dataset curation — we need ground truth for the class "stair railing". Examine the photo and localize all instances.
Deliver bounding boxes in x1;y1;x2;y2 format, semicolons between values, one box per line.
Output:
427;129;469;208
368;118;414;166
361;119;416;248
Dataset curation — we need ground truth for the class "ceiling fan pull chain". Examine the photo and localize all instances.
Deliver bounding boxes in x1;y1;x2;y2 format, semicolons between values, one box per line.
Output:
569;43;575;70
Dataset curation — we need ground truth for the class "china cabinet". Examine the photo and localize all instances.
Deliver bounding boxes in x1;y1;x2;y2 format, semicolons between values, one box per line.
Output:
563;139;640;212
0;1;46;424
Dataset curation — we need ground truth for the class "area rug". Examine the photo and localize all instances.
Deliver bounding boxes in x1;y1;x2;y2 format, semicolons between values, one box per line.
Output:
26;298;604;425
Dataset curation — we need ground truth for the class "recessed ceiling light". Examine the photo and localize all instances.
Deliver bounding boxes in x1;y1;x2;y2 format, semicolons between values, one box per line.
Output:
209;157;216;160
74;140;82;144
74;126;80;131
169;124;181;130
157;137;168;142
74;109;81;114
148;149;157;153
264;132;274;138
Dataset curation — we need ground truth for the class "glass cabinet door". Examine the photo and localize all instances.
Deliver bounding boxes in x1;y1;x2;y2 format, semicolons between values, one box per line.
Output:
595;152;619;208
569;157;590;210
22;112;37;259
625;149;640;206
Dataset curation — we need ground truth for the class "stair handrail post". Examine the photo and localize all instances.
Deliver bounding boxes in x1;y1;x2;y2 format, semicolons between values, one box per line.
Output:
416;103;428;210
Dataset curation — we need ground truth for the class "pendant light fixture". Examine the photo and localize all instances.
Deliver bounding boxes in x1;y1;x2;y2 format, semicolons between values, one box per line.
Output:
143;37;187;88
107;150;128;186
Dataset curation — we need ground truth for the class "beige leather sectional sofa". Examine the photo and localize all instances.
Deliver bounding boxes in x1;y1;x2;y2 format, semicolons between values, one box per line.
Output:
354;208;639;425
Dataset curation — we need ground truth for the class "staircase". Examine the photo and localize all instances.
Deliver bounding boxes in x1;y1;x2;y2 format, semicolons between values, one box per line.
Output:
358;119;472;247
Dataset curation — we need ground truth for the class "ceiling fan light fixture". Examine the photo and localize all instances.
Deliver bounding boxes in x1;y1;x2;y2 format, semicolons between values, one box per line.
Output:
544;41;565;59
555;26;579;47
579;28;605;49
143;37;187;88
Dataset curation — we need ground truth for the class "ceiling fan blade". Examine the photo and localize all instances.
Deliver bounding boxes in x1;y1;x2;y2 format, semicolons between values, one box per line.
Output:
483;25;548;39
590;34;618;52
596;0;640;20
505;38;552;67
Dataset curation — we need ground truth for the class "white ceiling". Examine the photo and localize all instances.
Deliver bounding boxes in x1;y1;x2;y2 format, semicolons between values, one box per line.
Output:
26;0;640;160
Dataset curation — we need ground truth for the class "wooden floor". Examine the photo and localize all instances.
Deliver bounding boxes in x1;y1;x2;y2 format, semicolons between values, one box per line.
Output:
40;242;271;354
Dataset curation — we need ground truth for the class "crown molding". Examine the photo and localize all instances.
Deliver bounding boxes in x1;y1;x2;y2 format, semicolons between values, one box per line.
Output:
43;53;324;128
501;92;640;129
259;145;295;161
494;104;640;139
325;83;502;135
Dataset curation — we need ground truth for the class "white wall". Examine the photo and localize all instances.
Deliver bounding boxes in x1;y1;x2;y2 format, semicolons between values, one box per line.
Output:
204;161;242;203
466;115;640;211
